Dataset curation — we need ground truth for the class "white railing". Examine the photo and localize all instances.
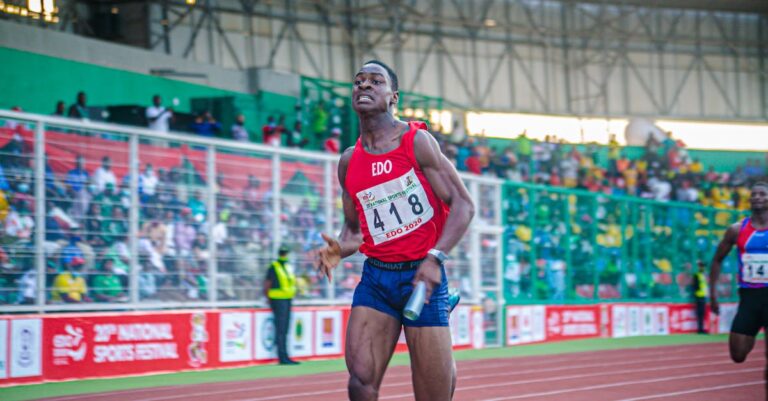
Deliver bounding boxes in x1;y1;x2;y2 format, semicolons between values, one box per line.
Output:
0;110;504;324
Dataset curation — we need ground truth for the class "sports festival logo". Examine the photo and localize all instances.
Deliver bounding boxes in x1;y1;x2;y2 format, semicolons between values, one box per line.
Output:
52;325;87;365
225;322;247;350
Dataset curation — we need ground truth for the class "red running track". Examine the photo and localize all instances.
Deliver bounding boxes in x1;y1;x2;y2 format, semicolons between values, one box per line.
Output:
37;342;764;401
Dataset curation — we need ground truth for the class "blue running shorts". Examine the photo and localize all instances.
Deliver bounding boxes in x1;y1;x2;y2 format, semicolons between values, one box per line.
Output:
351;259;449;327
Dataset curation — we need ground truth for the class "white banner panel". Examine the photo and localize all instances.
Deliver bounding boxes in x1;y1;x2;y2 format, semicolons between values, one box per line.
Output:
314;310;342;356
451;306;471;346
612;305;627;338
0;320;7;379
641;307;655;336
289;311;314;358
254;312;276;360
219;312;254;363
628;307;641;337
471;309;484;349
10;319;42;378
655;307;669;335
718;304;738;334
531;306;546;342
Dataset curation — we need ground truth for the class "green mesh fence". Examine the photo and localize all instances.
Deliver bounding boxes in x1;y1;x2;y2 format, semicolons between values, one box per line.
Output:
503;181;743;304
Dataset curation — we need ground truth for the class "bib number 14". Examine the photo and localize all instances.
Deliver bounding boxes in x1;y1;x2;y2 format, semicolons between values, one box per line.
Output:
743;253;768;283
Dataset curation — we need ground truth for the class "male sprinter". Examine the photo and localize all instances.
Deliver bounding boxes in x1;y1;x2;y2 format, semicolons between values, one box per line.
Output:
710;181;768;398
317;60;474;401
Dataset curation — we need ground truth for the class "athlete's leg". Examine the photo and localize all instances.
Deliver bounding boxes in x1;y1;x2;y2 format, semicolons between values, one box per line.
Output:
404;326;455;401
346;306;401;401
729;332;756;363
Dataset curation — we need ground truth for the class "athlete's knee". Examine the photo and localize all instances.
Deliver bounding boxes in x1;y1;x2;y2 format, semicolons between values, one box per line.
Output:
348;373;378;401
730;348;748;363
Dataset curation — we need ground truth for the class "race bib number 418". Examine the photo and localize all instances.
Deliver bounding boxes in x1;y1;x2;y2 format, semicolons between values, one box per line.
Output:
356;168;434;245
742;253;768;283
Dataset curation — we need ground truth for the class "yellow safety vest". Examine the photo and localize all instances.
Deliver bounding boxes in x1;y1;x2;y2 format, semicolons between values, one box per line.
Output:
695;272;708;299
268;261;296;300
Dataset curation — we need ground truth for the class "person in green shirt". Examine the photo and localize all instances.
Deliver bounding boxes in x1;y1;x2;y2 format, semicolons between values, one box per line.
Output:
91;259;126;302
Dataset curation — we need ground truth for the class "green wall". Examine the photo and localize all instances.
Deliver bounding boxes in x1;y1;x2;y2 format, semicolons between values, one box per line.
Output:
0;47;298;137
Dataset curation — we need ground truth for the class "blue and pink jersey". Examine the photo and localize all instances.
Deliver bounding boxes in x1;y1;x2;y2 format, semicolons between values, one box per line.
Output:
737;217;768;288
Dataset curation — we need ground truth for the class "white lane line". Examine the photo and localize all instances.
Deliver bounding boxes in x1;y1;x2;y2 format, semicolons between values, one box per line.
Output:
476;368;763;401
234;362;752;401
42;342;744;401
613;381;765;401
138;352;736;401
43;342;728;401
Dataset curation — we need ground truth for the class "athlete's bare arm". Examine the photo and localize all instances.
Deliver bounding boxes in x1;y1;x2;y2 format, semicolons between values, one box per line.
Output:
709;223;739;314
317;146;363;280
412;130;475;299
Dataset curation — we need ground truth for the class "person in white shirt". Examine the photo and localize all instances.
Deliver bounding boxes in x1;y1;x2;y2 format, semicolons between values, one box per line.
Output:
140;163;159;199
92;156;117;194
146;95;173;132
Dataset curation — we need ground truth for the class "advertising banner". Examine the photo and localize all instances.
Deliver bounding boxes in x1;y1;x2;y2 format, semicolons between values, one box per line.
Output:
627;306;641;336
668;304;700;334
471;307;485;350
545;305;600;342
289;311;314;358
641;307;655;335
654;307;670;335
219;312;253;363
611;305;628;338
0;320;7;379
314;310;343;356
716;303;737;334
10;319;42;378
43;312;213;380
450;306;472;347
254;311;276;360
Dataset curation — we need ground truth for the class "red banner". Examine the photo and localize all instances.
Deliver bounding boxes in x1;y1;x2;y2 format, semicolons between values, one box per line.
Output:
545;305;602;341
43;311;218;380
668;304;709;334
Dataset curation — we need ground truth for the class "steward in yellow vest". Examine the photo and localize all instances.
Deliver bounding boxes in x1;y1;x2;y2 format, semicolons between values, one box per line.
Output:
692;261;709;334
263;245;299;365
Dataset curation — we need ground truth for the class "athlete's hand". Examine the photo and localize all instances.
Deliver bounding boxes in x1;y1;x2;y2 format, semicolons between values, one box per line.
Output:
413;257;442;304
316;233;342;280
710;297;720;315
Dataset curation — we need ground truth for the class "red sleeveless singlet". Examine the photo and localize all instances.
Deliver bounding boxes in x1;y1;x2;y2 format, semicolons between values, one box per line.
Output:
345;121;449;262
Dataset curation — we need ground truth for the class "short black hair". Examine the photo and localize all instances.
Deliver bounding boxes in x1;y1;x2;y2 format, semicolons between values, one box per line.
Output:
363;60;398;92
753;181;768;190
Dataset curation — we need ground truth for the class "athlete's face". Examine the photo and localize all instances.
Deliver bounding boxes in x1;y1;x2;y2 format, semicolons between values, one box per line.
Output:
352;64;398;114
750;186;768;211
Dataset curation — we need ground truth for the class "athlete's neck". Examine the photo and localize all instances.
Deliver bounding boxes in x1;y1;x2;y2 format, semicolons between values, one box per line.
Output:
358;113;405;153
751;209;768;227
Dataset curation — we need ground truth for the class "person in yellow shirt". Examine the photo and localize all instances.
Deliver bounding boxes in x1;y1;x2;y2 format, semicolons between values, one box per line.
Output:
51;256;90;303
690;158;704;175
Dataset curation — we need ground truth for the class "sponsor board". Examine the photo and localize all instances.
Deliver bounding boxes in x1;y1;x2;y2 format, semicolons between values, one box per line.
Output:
219;312;253;363
611;306;628;338
451;306;472;346
655;307;670;335
506;306;546;345
254;312;276;360
628;307;641;336
641;307;655;335
471;308;484;350
314;310;342;356
669;304;700;334
43;312;212;380
10;319;42;378
0;320;7;379
289;311;314;358
716;303;737;334
545;306;600;342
